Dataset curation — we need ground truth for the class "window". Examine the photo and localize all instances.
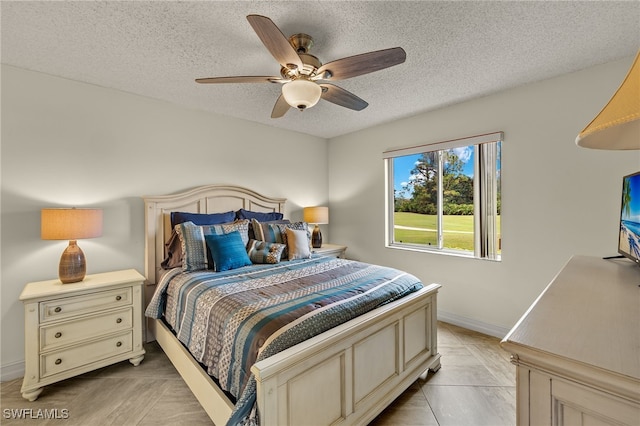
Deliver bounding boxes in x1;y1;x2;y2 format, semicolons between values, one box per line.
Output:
384;132;502;260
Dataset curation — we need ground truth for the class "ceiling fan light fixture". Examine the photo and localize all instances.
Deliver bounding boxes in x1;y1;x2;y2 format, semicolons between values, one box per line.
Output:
196;15;407;118
282;79;322;110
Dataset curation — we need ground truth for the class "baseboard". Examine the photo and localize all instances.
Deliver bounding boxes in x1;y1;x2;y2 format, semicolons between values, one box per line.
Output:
437;310;511;339
1;360;24;382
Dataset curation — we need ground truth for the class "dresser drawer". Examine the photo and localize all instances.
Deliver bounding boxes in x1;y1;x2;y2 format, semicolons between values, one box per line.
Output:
41;331;133;378
40;307;133;351
40;287;132;323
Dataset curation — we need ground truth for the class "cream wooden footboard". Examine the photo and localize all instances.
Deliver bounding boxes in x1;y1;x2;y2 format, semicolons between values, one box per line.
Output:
253;283;440;425
144;185;441;426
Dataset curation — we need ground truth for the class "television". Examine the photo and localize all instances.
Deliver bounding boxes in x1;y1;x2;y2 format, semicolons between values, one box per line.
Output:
618;171;640;265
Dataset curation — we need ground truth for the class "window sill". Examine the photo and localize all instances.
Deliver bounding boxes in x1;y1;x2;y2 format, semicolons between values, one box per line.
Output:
386;243;501;262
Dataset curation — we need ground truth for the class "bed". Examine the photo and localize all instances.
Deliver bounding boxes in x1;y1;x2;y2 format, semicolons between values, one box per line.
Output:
143;184;441;426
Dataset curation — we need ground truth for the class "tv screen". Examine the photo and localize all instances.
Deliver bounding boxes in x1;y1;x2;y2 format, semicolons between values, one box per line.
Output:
619;171;640;264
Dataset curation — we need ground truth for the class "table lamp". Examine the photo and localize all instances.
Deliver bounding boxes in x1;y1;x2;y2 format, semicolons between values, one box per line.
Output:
41;208;103;283
576;51;639;150
303;206;329;249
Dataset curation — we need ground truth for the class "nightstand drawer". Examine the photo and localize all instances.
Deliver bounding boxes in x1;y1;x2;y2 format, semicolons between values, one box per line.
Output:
40;307;133;351
40;287;132;323
41;331;133;378
311;244;347;258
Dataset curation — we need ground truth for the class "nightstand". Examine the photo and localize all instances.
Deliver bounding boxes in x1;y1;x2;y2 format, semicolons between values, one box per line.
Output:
19;269;146;401
311;243;347;258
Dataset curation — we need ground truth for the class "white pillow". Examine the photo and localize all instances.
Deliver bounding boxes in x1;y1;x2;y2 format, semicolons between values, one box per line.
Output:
286;228;311;260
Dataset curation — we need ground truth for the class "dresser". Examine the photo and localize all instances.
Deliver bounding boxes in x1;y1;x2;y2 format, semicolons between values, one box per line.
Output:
20;269;146;401
501;256;640;425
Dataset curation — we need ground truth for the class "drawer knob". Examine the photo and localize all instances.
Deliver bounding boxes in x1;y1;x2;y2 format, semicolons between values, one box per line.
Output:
54;332;62;338
116;341;122;347
54;307;62;313
116;318;122;324
116;295;122;301
55;358;62;365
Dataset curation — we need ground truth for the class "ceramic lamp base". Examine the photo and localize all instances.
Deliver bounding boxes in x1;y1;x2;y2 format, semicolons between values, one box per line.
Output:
311;225;322;249
59;240;86;283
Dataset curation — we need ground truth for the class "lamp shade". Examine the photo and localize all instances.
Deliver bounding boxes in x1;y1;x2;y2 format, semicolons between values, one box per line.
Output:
576;51;640;150
303;206;329;224
282;79;322;110
41;208;103;240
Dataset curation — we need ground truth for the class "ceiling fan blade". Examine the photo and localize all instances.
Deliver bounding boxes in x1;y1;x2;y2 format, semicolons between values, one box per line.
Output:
319;83;368;111
247;15;303;70
316;47;406;80
195;76;284;84
271;94;291;118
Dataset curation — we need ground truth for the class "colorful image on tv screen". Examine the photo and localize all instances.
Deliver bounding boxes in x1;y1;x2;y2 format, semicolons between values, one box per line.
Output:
620;172;640;261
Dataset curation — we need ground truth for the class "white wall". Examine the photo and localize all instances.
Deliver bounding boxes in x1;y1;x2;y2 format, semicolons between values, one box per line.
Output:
328;57;639;337
3;57;638;381
0;65;328;380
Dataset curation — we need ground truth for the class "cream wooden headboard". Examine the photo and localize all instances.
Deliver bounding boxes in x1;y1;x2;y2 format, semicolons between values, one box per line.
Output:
143;185;286;287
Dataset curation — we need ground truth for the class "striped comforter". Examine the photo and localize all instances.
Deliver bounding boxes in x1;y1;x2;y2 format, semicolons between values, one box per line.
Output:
145;256;423;425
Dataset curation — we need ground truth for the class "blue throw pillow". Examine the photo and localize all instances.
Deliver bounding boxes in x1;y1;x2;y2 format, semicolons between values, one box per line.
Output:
171;211;236;228
204;231;252;272
235;208;284;221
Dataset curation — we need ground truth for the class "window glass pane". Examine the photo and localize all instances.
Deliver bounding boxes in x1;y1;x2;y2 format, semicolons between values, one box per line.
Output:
393;212;438;246
393;152;441;247
442;146;474;252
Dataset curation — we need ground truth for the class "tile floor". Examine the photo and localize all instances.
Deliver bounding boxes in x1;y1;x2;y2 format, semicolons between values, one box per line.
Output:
371;322;516;425
0;322;515;425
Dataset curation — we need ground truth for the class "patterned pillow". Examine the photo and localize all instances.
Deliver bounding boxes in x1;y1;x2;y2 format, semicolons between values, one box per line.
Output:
248;219;290;240
204;231;252;272
175;220;250;271
251;219;310;260
246;239;286;264
286;228;311;260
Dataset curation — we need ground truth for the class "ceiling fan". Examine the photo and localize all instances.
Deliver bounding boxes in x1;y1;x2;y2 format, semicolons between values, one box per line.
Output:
196;15;407;118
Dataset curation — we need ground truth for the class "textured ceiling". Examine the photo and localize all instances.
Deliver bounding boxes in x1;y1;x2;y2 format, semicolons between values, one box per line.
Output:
2;1;639;139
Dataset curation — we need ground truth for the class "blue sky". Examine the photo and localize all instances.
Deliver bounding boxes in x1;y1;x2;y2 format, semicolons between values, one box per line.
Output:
393;147;475;193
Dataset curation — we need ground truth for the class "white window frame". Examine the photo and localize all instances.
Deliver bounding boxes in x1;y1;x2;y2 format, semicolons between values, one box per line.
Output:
383;132;503;260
